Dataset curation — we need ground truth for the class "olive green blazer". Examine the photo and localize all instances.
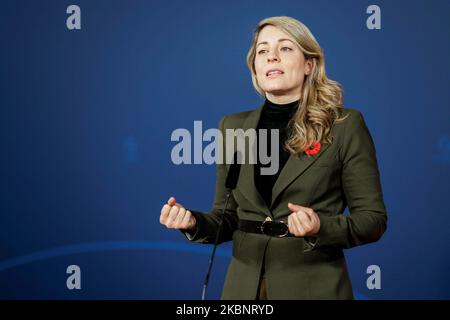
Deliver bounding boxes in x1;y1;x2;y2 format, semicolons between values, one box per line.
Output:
185;105;388;300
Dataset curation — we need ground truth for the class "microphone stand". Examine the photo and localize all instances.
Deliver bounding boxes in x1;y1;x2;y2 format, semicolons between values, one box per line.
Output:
201;189;233;300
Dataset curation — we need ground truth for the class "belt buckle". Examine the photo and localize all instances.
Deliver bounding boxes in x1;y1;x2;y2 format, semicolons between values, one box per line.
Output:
260;218;289;238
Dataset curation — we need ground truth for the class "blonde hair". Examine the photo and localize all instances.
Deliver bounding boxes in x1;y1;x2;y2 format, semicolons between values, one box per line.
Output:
246;16;348;155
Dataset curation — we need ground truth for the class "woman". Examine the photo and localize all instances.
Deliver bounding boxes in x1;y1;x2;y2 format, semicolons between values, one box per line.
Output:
160;16;387;300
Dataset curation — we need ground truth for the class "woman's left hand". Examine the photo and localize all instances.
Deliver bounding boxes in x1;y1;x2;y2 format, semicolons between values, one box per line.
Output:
287;203;321;237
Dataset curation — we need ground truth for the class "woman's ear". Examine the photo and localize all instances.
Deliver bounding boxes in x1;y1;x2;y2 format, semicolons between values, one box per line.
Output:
305;58;313;76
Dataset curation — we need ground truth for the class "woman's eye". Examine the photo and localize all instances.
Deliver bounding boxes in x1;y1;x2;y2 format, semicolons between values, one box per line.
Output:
257;50;267;55
281;47;292;52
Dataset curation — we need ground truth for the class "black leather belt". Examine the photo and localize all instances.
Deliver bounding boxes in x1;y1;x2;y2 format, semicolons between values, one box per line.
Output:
238;219;295;238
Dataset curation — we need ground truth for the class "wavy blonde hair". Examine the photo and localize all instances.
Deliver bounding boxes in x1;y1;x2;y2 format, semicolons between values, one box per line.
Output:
246;16;348;155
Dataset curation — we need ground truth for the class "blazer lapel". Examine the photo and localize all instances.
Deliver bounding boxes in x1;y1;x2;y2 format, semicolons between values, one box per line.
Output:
230;104;331;217
232;105;274;218
270;142;330;210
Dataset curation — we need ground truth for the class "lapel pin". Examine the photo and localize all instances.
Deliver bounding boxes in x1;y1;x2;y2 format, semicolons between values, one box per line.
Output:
304;142;321;156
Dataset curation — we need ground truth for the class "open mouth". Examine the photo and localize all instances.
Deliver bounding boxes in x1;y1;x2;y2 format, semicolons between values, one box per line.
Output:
266;70;284;77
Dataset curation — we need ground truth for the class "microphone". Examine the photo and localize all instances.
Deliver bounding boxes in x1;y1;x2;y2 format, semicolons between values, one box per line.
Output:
225;152;242;190
201;151;241;300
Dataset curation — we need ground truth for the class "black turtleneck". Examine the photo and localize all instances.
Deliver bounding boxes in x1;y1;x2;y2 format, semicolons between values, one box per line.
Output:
254;98;300;208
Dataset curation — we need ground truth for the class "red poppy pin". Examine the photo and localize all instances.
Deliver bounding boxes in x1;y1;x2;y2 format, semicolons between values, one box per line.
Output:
304;142;321;156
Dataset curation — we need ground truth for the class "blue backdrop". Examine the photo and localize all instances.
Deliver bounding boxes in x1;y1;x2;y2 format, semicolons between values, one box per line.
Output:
1;0;449;299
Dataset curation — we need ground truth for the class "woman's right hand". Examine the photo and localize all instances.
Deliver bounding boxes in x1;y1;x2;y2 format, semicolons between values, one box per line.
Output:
160;196;197;232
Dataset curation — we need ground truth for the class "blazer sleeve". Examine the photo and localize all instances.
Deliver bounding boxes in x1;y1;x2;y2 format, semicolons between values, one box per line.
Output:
310;110;388;250
180;116;239;244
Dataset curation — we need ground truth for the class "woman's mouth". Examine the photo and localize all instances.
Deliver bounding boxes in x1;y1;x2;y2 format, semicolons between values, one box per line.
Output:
266;69;284;78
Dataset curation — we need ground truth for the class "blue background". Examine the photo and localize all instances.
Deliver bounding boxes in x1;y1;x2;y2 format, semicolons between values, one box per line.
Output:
1;0;449;299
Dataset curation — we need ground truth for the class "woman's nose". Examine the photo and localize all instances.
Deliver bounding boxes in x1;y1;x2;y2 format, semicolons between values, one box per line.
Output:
267;51;279;63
